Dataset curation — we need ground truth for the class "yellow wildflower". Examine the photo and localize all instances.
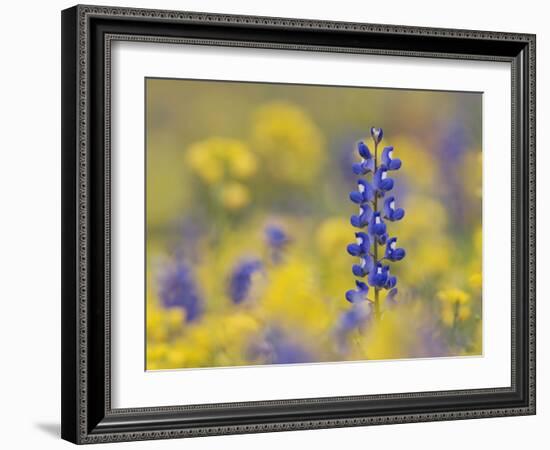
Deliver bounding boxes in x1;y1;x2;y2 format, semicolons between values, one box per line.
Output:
437;288;471;326
388;136;439;192
186;137;257;185
221;181;250;211
315;217;350;257
260;260;332;335
469;272;482;290
251;101;325;185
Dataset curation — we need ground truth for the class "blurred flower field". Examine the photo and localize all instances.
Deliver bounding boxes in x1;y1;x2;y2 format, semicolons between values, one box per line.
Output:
145;78;482;370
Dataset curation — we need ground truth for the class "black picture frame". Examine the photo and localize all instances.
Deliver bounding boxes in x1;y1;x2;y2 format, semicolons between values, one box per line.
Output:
61;4;536;444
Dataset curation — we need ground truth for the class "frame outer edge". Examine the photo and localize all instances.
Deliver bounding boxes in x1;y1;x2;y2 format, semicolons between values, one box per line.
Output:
527;33;536;414
65;4;537;444
61;5;80;445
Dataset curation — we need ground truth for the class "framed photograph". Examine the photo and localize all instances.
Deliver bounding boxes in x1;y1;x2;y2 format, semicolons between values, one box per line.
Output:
61;4;536;444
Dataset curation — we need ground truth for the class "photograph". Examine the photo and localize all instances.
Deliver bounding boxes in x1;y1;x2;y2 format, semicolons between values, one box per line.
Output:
145;78;483;370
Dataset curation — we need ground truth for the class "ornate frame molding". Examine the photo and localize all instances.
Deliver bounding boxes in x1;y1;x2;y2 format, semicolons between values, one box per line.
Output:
61;4;536;444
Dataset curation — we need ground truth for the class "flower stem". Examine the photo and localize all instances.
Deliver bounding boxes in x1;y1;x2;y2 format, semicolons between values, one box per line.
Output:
373;140;380;321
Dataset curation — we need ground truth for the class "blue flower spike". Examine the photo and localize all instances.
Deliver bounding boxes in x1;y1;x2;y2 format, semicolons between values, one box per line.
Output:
383;196;405;222
381;146;402;171
228;258;263;304
368;212;387;238
347;232;370;256
158;257;203;322
368;262;389;289
370;127;384;144
385;237;406;261
337;302;372;336
376;232;389;246
265;225;290;264
352;255;374;277
350;203;372;228
349;179;374;204
265;225;288;249
385;272;397;290
373;165;394;194
352;141;375;175
345;126;405;321
345;280;369;304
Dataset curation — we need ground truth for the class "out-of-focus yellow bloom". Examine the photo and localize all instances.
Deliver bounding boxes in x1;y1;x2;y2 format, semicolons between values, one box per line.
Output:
228;147;258;179
148;312;262;370
146;303;185;343
437;288;470;304
469;272;482;290
146;343;170;370
146;295;189;370
389;136;439;192
399;234;453;285
186;140;223;184
186;137;257;185
221;181;250;211
361;312;409;360
437;288;471;326
352;301;442;360
316;217;350;257
251;101;325;185
392;195;448;241
260;260;332;335
467;226;483;289
314;217;353;303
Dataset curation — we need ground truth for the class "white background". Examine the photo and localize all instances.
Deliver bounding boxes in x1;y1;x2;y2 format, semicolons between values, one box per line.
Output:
0;0;545;449
113;42;511;407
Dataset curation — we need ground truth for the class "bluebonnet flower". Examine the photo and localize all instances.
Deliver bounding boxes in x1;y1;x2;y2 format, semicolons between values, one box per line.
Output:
265;225;289;263
373;165;394;194
383;196;405;221
265;225;288;248
250;328;313;364
385;269;397;289
349;179;374;204
368;264;396;290
381;146;402;171
385;237;406;261
345;280;369;303
350;203;372;228
334;302;372;345
347;233;373;276
346;127;405;320
352;141;375;174
371;127;384;143
346;232;370;256
228;258;263;304
270;342;312;364
339;303;372;329
368;211;387;238
158;257;203;322
368;262;388;289
352;256;374;277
